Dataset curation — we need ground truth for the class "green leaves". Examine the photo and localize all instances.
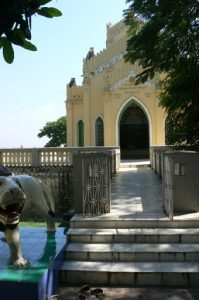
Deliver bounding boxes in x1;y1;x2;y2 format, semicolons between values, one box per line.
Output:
6;29;25;46
22;40;37;51
0;0;62;63
124;0;199;79
0;31;37;63
0;37;14;63
37;7;62;18
38;116;67;147
124;0;199;147
38;0;52;5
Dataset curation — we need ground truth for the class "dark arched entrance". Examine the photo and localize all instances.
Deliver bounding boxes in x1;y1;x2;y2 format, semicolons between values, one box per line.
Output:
120;102;149;159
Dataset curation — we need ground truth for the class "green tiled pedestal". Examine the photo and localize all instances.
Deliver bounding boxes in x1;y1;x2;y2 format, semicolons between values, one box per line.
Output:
0;227;66;300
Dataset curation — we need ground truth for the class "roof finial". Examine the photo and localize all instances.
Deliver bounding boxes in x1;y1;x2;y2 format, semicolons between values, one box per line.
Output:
68;77;76;87
85;47;94;60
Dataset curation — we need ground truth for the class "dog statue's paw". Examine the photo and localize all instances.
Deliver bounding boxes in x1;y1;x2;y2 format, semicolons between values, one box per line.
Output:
13;257;29;268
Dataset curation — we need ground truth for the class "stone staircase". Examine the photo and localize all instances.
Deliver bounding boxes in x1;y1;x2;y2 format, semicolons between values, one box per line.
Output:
60;216;199;287
119;160;150;169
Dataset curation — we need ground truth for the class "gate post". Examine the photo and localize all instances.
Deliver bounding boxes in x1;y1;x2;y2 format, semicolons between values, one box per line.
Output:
73;152;111;215
162;152;174;220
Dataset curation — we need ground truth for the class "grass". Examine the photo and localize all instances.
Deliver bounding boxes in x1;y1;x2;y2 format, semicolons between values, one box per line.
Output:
20;221;61;227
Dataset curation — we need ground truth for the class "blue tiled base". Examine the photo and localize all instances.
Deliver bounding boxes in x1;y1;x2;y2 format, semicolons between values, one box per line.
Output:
0;227;66;300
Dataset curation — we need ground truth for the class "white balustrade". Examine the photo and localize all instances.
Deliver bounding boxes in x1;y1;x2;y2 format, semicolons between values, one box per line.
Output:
0;147;120;170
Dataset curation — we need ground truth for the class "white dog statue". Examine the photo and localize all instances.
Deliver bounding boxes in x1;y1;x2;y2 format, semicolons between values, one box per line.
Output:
0;167;55;268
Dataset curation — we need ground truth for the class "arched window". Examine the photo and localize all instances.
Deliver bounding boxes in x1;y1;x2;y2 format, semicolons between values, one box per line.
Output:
78;120;84;147
95;116;104;146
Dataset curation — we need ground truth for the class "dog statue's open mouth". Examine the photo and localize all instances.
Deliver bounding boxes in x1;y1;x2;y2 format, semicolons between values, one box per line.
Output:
0;203;23;225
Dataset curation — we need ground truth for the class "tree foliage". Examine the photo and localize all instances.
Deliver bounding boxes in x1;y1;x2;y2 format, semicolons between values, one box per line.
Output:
0;0;62;63
124;0;199;148
38;116;67;147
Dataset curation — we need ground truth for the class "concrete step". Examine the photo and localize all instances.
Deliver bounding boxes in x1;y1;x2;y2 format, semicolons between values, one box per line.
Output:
119;160;150;169
67;228;199;244
60;261;199;287
70;215;199;229
65;243;199;262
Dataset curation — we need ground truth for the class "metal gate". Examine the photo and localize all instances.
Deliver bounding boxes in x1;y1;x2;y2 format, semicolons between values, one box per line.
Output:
163;155;174;220
81;153;111;216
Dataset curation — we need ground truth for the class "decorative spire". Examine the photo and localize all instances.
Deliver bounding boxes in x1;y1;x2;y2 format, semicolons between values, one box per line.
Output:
68;77;76;87
85;47;94;60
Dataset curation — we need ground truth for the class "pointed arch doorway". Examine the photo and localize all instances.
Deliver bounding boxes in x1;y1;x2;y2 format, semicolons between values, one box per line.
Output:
119;101;149;159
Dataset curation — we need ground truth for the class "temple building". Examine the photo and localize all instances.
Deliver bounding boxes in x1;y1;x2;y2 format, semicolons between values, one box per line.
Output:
66;20;165;159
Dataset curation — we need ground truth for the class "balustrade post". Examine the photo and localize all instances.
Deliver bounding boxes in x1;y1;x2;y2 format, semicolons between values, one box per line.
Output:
31;148;40;166
73;153;83;212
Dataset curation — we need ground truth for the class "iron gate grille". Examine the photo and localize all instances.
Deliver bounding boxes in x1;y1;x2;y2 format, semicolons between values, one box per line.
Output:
82;154;111;216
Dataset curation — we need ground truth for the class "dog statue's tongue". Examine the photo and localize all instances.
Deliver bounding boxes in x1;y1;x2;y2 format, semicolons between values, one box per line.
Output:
0;210;18;217
8;211;18;218
0;205;20;225
6;212;20;225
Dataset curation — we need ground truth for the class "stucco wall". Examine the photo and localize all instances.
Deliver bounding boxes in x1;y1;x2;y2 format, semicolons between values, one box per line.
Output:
66;20;165;149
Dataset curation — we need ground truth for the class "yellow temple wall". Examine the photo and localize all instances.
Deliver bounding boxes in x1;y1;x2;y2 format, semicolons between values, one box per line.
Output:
66;20;166;149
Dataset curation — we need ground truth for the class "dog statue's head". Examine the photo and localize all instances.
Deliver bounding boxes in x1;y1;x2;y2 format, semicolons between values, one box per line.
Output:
0;168;26;229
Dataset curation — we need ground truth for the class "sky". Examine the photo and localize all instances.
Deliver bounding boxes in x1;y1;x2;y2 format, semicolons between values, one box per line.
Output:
0;0;128;148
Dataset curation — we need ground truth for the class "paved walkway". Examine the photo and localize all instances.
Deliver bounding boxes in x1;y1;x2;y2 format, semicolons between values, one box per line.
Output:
109;162;199;222
111;164;164;218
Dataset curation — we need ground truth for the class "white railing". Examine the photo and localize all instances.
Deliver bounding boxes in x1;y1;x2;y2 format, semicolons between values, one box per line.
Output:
0;147;120;216
0;148;72;167
0;147;120;173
